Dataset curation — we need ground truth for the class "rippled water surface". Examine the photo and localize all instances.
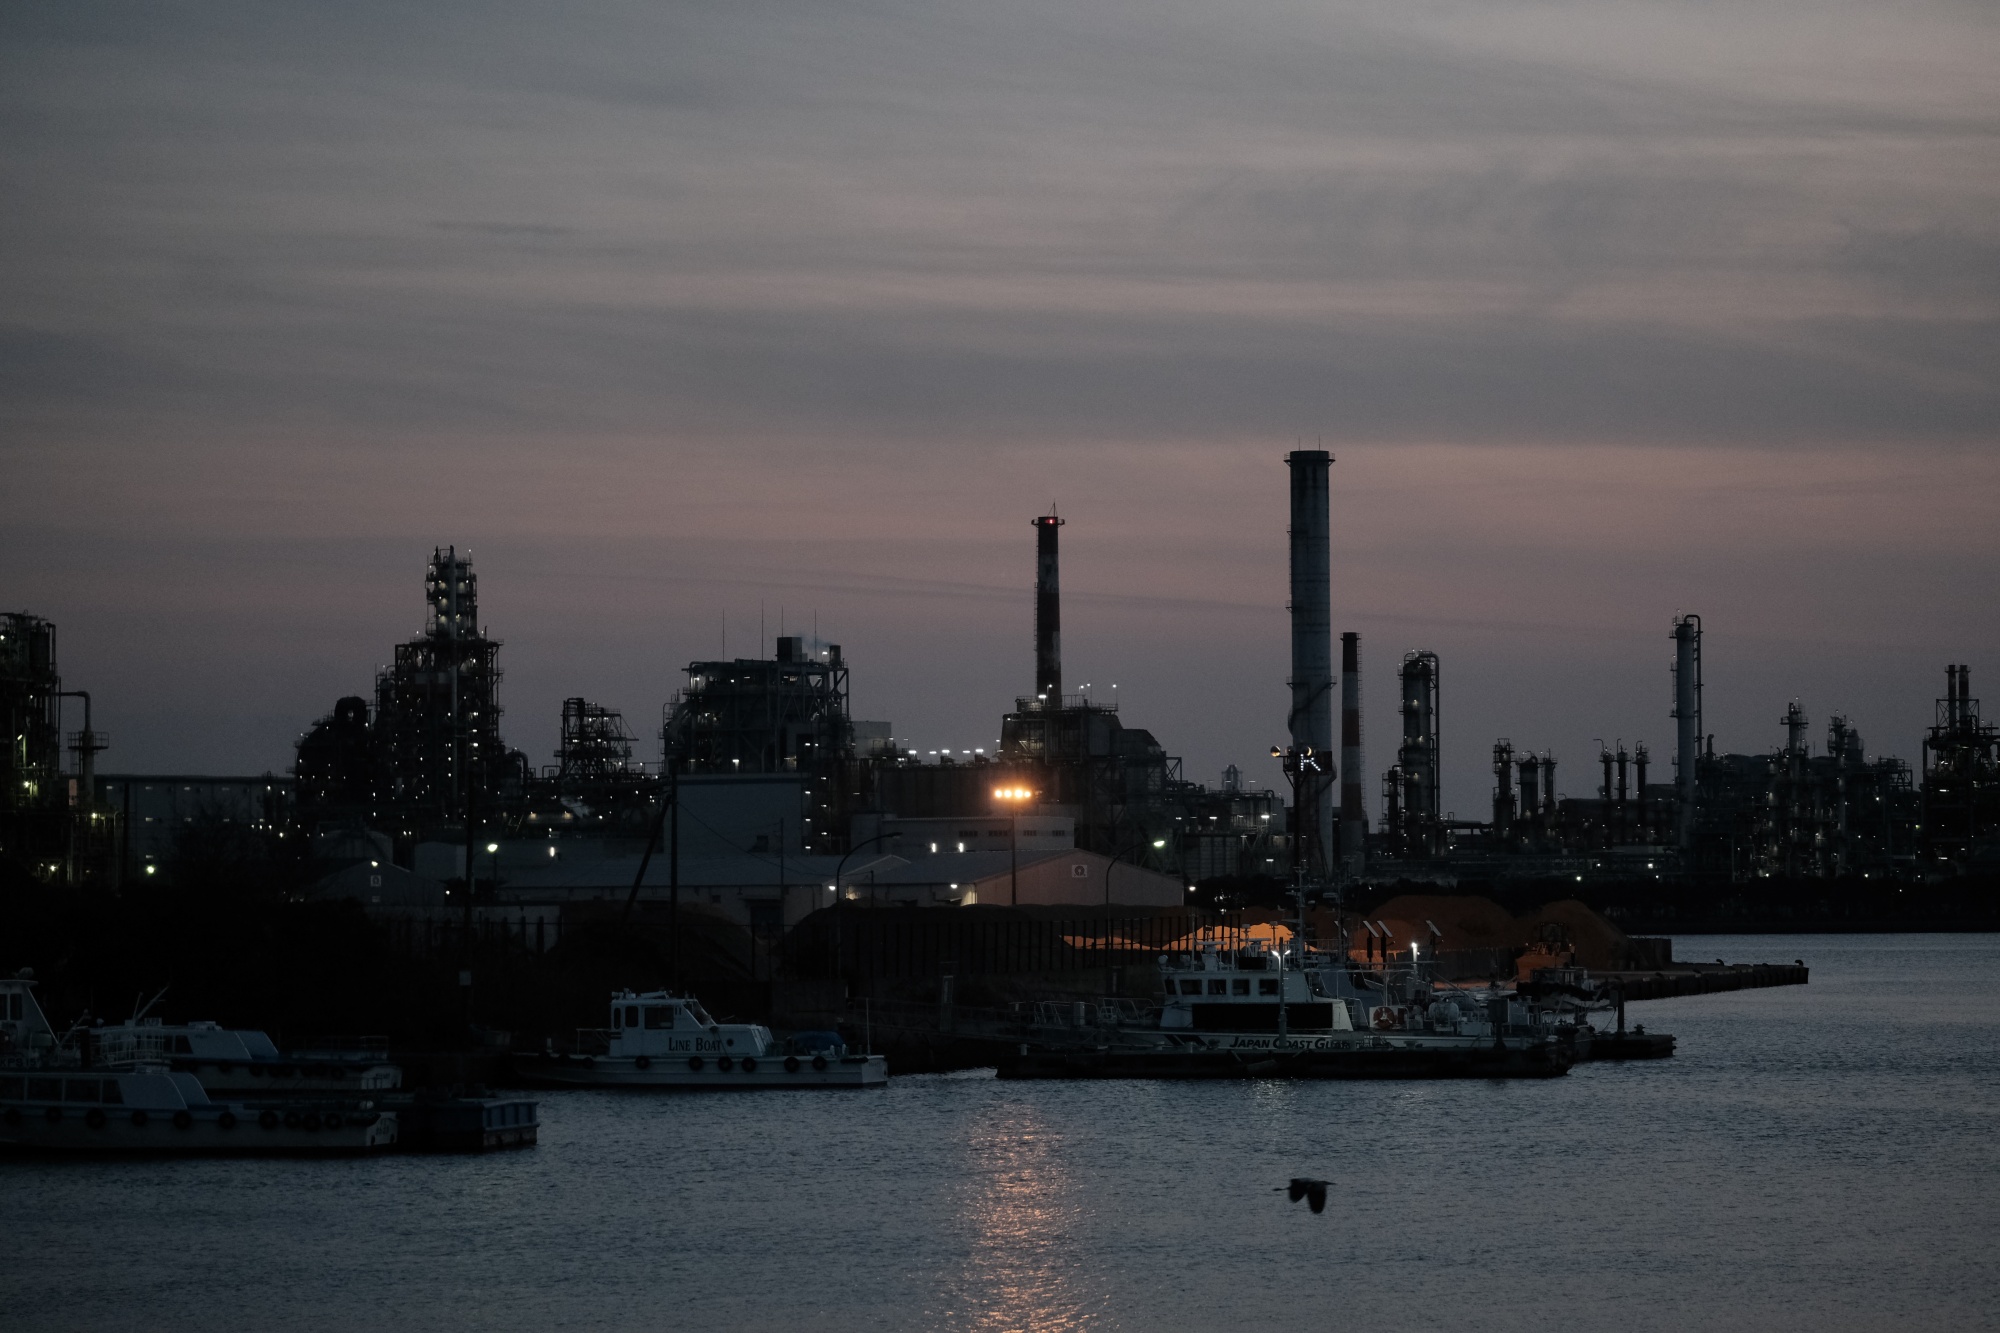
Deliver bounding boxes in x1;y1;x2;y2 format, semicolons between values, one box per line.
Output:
7;934;1998;1332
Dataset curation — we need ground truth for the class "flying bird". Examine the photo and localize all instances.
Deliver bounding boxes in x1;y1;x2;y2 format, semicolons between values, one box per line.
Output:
1284;1178;1330;1214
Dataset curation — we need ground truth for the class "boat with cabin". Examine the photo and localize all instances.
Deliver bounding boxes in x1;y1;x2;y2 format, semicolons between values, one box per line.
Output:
522;991;887;1089
0;974;398;1154
87;1008;401;1098
998;934;1575;1079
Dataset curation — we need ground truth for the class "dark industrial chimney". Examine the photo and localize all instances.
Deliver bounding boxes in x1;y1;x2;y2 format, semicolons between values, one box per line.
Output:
1287;451;1335;876
1671;614;1702;849
1340;631;1364;873
1033;512;1064;701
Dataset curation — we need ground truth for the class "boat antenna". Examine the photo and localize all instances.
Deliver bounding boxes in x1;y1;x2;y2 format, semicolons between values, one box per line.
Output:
132;985;168;1023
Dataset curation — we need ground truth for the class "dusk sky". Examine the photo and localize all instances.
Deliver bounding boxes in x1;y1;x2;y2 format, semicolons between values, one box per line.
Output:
5;0;1996;817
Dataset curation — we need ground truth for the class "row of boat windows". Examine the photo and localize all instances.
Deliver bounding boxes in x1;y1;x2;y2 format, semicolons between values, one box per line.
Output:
3;1078;124;1104
614;1003;715;1030
93;1034;197;1053
1177;978;1282;997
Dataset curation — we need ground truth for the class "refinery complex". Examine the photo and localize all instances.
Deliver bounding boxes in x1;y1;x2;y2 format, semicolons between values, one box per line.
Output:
3;452;1996;920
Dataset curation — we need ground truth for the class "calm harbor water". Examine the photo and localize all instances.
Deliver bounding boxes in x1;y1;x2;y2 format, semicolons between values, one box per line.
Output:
6;933;1998;1332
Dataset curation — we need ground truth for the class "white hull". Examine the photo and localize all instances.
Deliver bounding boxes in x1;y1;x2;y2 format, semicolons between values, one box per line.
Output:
167;1065;400;1098
0;1105;398;1154
530;1053;887;1089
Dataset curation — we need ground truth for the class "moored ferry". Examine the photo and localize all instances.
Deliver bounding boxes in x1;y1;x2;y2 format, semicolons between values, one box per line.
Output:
523;991;887;1089
89;1017;401;1097
0;1066;398;1153
0;975;397;1154
999;936;1575;1079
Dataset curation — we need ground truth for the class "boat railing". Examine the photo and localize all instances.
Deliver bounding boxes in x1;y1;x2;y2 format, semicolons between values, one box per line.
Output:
290;1035;393;1059
1019;998;1153;1032
90;1029;168;1066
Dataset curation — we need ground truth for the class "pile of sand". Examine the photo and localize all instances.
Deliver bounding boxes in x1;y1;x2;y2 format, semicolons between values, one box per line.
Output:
1339;894;1642;973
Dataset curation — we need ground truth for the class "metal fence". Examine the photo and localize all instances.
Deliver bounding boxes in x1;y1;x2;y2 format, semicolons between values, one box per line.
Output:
781;909;1277;980
376;913;563;958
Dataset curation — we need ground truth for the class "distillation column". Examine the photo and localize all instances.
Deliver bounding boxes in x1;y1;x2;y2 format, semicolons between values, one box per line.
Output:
1287;451;1335;877
1397;651;1440;856
1671;614;1702;850
1033;513;1064;701
1340;631;1365;873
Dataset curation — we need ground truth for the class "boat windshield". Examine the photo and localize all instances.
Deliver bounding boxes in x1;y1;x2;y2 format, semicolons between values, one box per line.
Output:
685;1002;715;1027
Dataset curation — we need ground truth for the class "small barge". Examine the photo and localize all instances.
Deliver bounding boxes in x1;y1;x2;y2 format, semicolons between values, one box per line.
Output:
390;1088;538;1151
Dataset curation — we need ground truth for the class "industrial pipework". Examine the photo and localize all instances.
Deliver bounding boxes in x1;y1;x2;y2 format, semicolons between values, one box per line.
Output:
1286;451;1335;877
1033;513;1064;702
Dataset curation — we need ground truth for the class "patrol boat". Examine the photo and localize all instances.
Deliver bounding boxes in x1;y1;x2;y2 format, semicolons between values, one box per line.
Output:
0;975;398;1153
999;937;1573;1079
525;991;887;1089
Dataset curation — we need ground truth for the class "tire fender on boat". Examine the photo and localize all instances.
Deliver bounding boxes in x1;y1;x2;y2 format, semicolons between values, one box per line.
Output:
635;1056;651;1070
687;1056;704;1072
784;1056;800;1073
741;1057;757;1073
717;1056;734;1072
260;1110;280;1130
812;1056;828;1072
324;1112;343;1130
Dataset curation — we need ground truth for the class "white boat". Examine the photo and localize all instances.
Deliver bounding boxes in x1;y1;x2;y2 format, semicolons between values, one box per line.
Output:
999;938;1574;1079
88;1017;401;1097
525;991;887;1089
0;975;398;1154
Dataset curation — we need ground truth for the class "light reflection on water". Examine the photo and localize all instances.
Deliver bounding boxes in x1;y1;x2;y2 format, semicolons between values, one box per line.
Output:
948;1108;1097;1332
3;934;1998;1332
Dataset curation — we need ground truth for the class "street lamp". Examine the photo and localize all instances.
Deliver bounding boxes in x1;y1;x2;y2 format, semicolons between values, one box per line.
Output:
1102;835;1168;996
1270;744;1330;892
1271;744;1334;1036
835;830;903;905
484;842;500;901
992;785;1036;906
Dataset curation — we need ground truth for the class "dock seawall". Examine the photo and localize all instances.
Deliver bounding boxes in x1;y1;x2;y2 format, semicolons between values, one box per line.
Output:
1598;961;1810;1001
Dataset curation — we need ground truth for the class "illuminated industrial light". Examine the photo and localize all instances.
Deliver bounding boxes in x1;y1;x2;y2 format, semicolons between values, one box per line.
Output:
144;865;156;876
1152;839;1166;848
